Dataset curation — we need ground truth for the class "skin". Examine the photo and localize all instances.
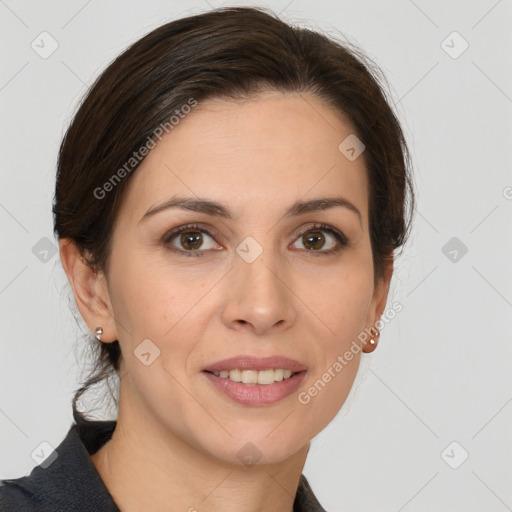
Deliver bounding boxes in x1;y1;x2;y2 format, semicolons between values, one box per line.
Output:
59;90;392;512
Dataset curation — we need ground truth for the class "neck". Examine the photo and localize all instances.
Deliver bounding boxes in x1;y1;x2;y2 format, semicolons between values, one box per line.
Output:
90;379;310;512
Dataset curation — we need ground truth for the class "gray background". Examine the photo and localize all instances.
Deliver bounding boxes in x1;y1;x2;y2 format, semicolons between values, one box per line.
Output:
1;1;511;510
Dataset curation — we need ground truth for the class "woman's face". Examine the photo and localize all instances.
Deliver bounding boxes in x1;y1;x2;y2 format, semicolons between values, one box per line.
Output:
100;90;390;464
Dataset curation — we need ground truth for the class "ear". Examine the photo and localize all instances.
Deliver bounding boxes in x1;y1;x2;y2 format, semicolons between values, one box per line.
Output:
59;238;118;343
362;258;393;353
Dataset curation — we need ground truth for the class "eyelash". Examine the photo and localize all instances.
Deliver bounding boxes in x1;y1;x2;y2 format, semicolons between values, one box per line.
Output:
161;222;349;258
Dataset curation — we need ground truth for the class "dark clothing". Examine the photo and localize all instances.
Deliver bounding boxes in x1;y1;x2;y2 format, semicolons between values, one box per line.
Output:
0;418;326;511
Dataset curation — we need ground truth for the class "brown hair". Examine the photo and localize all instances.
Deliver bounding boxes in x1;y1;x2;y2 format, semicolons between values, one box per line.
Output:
52;6;414;425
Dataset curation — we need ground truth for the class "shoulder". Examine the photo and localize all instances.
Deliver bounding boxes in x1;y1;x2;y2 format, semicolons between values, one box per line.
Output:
0;420;119;512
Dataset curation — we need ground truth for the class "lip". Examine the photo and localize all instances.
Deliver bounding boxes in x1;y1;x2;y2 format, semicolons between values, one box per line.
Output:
203;370;307;406
202;355;308;406
202;355;307;373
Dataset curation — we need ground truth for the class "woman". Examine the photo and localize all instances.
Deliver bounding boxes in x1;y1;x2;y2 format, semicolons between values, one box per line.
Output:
0;6;414;511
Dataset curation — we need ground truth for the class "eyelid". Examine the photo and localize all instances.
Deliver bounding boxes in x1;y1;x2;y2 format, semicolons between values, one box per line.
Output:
161;222;349;256
291;223;350;254
162;223;224;243
296;223;347;242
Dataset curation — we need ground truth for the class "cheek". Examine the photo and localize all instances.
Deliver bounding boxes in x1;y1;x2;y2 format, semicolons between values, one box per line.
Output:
107;244;205;340
297;352;360;436
106;247;224;394
292;255;373;424
296;254;374;341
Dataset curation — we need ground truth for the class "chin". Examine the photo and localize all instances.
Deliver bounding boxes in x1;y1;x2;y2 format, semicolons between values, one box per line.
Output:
198;426;310;468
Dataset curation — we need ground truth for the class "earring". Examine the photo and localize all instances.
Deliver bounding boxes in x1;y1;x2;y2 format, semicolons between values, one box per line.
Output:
363;327;379;353
94;326;104;341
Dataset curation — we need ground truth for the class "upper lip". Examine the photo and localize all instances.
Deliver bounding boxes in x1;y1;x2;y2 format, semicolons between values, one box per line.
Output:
202;355;307;373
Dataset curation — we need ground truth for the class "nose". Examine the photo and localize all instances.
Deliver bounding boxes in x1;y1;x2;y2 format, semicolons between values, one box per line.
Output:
221;250;297;335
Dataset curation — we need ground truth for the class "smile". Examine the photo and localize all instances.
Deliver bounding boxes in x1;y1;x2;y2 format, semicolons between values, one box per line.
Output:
207;368;296;385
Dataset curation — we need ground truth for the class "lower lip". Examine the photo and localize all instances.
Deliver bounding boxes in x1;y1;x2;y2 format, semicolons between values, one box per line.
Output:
203;371;307;406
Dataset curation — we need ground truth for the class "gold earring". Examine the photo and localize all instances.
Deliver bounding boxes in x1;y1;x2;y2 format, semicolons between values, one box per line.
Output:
363;327;379;353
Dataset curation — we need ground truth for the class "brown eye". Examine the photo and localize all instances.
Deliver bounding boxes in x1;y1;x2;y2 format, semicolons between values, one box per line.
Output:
178;230;204;251
291;224;348;255
162;224;220;256
302;230;326;250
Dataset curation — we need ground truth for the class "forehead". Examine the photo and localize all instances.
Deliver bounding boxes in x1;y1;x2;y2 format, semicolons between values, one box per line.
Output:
119;91;369;224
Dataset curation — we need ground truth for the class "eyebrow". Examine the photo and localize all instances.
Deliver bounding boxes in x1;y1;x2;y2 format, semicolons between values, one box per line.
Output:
140;195;362;226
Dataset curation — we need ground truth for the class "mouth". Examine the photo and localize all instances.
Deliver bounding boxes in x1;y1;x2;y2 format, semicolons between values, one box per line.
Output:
201;355;308;406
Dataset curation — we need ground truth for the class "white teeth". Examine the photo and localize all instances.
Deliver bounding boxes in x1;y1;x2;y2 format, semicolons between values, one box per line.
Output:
229;369;242;382
210;369;297;385
241;370;258;384
257;369;274;385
